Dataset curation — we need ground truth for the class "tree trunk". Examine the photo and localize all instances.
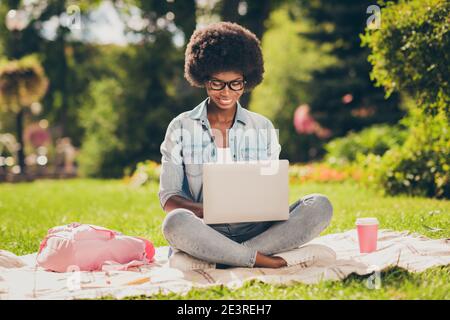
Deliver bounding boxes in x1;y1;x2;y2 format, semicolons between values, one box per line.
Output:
220;0;241;22
57;33;69;138
16;108;26;175
173;0;197;42
244;0;272;41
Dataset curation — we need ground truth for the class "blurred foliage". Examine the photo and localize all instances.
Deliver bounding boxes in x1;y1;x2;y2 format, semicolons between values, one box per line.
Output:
324;124;408;166
293;0;404;148
361;0;449;116
113;40;197;176
0;0;104;144
0;54;48;112
250;0;406;162
1;0;445;185
357;0;450;199
0;54;49;172
77;79;123;177
249;5;337;162
357;106;449;198
0;0;200;177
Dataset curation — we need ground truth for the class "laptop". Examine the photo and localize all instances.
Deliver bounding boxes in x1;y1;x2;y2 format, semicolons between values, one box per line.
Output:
202;159;289;224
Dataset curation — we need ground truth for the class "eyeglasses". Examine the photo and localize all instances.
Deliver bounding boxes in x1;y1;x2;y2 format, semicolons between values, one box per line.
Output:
207;79;246;91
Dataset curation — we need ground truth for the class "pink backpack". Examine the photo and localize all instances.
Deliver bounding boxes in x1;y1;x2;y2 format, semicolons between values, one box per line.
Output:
36;223;155;272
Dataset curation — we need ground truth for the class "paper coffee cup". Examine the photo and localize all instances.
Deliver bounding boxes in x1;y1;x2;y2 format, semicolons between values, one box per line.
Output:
356;217;379;253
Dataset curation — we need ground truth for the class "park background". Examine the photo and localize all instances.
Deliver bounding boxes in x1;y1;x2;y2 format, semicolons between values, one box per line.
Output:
0;0;449;299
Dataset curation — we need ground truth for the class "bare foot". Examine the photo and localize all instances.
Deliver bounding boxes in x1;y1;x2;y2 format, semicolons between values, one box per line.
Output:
254;252;287;268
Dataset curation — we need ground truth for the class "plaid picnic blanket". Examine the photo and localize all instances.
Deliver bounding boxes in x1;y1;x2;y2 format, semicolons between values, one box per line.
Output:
0;229;449;299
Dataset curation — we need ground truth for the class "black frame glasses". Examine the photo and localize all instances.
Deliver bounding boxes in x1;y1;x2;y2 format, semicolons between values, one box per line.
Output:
207;79;246;91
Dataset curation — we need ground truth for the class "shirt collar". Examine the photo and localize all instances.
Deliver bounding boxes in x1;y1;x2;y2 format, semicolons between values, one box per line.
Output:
189;97;247;126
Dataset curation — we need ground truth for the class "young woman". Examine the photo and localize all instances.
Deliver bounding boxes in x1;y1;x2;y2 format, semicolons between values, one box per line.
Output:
159;22;333;269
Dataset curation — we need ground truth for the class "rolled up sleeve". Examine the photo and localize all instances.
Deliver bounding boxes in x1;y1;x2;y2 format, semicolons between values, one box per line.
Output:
158;118;190;210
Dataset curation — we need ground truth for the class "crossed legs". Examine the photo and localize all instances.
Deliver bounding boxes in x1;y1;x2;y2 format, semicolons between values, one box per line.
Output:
161;193;333;268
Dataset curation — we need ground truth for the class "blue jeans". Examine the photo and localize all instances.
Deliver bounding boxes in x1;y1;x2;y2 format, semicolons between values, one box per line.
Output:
161;193;333;267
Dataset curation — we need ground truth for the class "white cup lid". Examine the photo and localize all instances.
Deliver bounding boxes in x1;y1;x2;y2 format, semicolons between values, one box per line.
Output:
355;217;379;225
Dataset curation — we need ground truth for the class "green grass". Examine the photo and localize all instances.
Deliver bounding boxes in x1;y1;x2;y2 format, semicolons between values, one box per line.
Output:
0;178;449;299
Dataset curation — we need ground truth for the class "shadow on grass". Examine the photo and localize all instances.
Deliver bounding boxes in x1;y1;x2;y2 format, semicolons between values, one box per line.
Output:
343;266;416;287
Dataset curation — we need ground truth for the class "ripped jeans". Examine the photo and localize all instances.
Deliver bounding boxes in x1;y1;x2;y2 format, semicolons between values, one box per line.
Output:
161;193;333;267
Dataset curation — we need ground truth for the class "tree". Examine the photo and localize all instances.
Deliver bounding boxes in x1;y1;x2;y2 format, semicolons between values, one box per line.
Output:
295;0;404;153
361;0;449;116
0;0;103;140
215;0;287;108
249;5;337;162
360;0;449;198
0;55;49;174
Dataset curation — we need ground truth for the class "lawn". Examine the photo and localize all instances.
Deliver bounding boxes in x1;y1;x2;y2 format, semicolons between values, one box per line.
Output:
0;178;449;299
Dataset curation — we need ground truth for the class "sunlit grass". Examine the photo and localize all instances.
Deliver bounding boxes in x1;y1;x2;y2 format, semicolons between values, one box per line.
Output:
0;178;448;299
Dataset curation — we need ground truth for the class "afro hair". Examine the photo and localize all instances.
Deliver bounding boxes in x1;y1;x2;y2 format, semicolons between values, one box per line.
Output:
184;21;264;91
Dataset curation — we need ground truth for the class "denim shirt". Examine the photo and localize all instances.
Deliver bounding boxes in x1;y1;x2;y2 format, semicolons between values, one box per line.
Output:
158;97;281;210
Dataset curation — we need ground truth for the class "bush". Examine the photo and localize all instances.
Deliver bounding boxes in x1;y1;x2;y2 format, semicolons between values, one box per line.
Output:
359;0;450;198
324;124;407;166
359;107;449;198
361;0;450;116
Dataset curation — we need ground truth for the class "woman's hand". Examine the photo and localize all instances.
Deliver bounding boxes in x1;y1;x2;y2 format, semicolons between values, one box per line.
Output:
163;195;204;219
